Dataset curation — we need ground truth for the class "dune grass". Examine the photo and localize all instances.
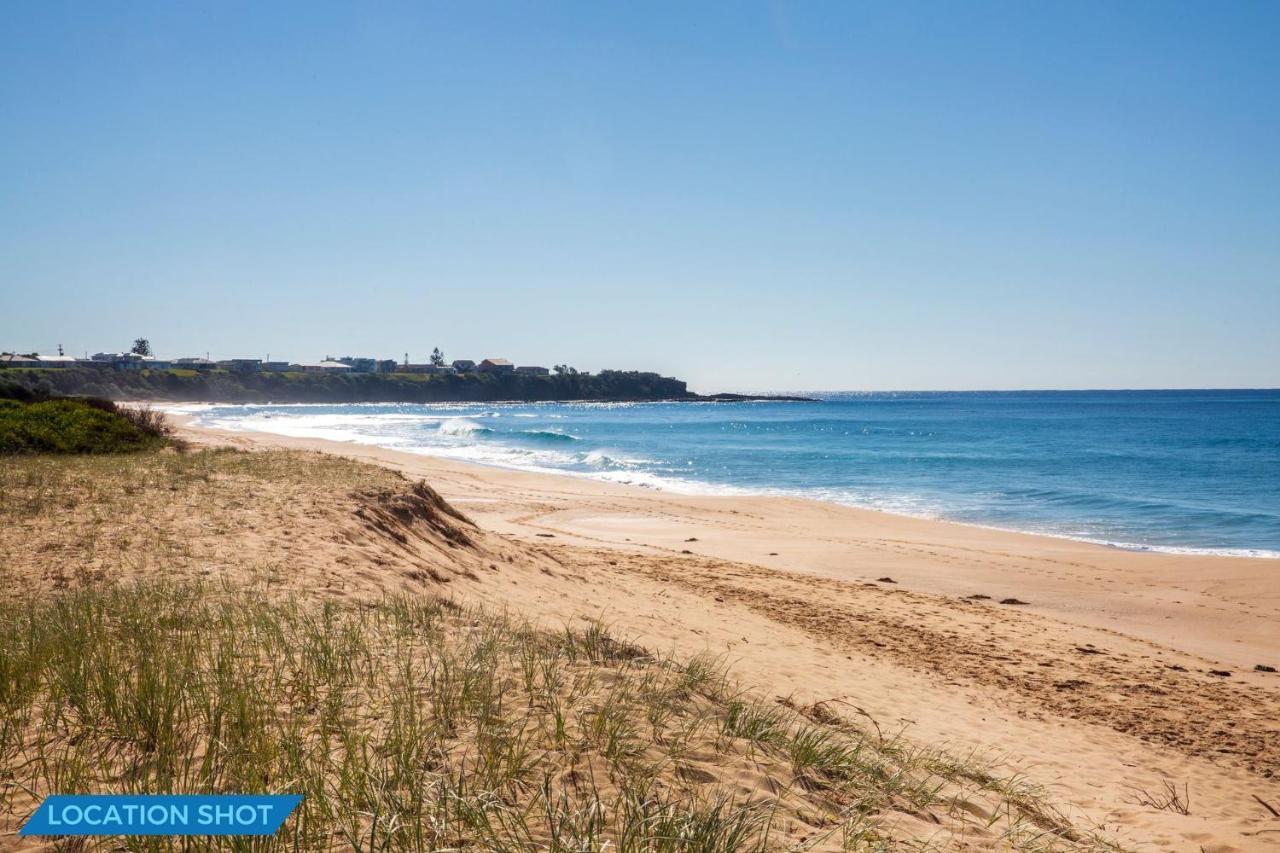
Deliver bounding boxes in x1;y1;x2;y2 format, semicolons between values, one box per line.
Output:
0;578;1122;851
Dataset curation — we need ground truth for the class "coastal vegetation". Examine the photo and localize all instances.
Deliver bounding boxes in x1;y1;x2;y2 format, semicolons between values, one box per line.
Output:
0;366;691;404
0;446;1118;850
0;397;170;454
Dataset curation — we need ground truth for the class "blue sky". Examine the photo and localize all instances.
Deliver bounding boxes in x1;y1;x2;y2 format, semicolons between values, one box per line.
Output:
2;1;1277;392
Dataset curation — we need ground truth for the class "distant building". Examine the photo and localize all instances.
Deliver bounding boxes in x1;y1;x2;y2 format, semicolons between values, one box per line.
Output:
262;361;291;372
451;359;477;373
338;357;378;373
173;357;216;370
298;360;353;373
376;359;399;374
0;354;41;368
36;355;77;368
478;358;514;374
90;352;153;369
400;363;453;375
516;365;549;376
218;359;263;373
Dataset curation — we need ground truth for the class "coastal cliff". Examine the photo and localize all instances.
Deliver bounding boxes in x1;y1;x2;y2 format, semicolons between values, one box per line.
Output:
1;366;689;404
0;367;814;404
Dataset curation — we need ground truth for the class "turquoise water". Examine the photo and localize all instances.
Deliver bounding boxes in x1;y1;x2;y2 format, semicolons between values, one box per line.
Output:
182;390;1280;557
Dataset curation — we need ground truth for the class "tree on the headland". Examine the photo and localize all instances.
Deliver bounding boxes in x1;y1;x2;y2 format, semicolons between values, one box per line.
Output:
554;364;578;376
430;347;445;367
131;338;152;357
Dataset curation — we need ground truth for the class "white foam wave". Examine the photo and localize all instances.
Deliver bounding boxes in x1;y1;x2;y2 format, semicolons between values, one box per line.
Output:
437;418;494;436
205;416;416;448
582;449;650;469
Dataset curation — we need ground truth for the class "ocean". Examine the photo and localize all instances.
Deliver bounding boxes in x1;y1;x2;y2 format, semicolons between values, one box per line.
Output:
177;390;1280;558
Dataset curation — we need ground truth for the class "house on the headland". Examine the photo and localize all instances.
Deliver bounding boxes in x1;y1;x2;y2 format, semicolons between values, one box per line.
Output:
217;359;263;373
0;353;38;367
35;355;77;368
89;352;167;369
262;361;291;372
377;359;399;374
89;352;134;367
338;357;378;373
0;353;41;368
451;359;477;373
298;360;353;373
403;363;455;375
478;358;514;374
516;365;549;376
173;357;217;370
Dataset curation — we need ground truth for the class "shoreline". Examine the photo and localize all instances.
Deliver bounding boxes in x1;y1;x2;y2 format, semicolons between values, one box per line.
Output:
85;409;1277;848
168;409;1280;672
165;401;1280;562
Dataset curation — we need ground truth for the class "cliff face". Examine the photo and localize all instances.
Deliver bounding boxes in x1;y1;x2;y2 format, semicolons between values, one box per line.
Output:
0;367;690;403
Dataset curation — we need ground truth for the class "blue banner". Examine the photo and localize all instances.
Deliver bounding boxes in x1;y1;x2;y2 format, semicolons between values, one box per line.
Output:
21;795;303;836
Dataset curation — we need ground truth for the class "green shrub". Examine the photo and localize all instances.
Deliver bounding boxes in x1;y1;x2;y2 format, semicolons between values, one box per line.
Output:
0;399;169;454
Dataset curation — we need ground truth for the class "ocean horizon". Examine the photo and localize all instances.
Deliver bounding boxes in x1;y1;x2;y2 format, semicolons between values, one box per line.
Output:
176;388;1280;559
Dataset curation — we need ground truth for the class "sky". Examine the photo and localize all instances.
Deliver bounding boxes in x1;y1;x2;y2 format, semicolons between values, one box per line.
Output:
1;2;1277;392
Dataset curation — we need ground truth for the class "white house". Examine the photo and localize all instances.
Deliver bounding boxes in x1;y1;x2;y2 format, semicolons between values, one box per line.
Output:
89;352;154;369
297;360;353;373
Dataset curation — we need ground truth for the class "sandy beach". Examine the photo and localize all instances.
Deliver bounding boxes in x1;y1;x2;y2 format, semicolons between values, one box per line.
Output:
152;413;1280;851
9;1;1279;845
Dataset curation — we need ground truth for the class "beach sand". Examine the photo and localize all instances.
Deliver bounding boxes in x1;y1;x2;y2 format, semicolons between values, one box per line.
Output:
86;415;1280;847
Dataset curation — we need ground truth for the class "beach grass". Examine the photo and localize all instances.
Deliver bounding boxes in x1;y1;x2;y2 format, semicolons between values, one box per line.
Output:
0;579;1122;851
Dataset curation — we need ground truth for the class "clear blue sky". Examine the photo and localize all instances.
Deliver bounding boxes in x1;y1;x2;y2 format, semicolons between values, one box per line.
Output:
2;2;1277;392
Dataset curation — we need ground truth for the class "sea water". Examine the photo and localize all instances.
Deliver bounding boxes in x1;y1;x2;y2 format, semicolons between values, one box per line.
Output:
177;390;1280;557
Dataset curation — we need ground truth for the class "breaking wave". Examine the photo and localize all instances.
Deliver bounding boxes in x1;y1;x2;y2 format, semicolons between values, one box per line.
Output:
518;429;579;443
437;418;495;437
